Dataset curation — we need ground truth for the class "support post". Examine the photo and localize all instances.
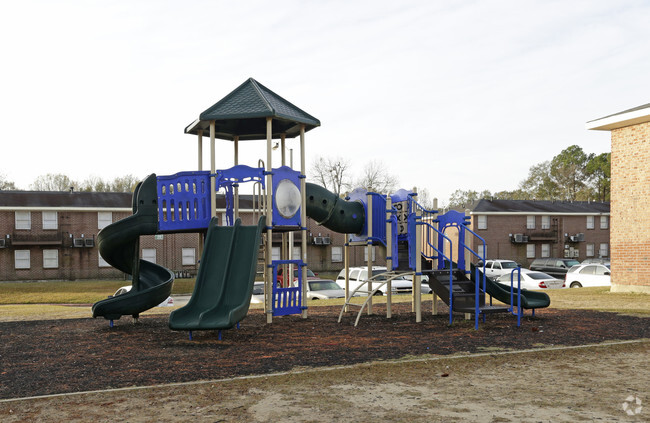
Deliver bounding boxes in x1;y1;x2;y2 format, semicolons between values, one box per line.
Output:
344;236;350;312
234;136;239;221
366;193;373;315
385;196;392;319
415;208;422;323
432;197;439;315
300;126;308;319
265;118;273;324
210;121;216;219
197;130;204;259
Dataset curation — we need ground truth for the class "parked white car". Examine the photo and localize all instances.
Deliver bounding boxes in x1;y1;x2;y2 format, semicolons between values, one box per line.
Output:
293;279;346;300
565;264;611;288
335;266;427;296
495;269;565;290
479;260;522;279
112;286;174;307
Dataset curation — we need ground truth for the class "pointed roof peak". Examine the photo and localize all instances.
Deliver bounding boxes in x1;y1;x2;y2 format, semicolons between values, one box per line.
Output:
185;78;320;141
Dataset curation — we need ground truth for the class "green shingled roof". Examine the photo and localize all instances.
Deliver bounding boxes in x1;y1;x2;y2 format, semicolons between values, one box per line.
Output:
184;78;320;140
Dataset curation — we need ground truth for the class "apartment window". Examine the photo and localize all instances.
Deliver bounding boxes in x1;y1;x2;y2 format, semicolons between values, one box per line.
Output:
526;244;535;258
541;215;551;230
364;246;376;262
43;249;59;268
586;243;595;257
331;246;343;263
291;246;301;260
15;211;31;230
272;246;281;261
541;244;551;258
477;215;487;230
98;212;113;230
15;250;30;269
526;216;535;229
600;216;608;229
99;254;110;268
599;243;609;258
477;244;485;259
42;211;58;230
586;216;594;229
142;248;157;264
182;248;196;265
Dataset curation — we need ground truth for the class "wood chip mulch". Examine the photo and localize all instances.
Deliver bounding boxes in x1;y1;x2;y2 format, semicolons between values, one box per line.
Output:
1;302;648;400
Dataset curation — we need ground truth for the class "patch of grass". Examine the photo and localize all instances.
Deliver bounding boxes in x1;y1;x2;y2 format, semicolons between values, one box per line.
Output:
546;286;650;316
0;278;197;305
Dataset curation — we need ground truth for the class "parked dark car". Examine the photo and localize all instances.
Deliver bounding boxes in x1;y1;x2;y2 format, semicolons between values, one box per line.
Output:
529;258;581;278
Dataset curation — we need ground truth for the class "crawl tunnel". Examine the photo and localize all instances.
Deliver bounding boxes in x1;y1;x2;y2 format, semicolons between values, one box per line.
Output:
305;183;365;235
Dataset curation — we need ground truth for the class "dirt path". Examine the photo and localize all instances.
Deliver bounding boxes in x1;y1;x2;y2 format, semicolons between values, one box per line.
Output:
1;340;647;422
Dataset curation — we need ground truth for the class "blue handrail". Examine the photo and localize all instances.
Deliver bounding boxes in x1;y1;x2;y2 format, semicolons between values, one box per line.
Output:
508;267;523;327
455;226;486;330
417;219;454;325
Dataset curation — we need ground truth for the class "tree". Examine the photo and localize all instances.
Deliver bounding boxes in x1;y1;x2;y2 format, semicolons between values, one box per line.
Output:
79;176;111;192
110;174;140;192
549;145;591;201
517;161;559;200
355;160;399;195
446;189;492;209
585;152;611;201
309;156;352;196
30;173;75;191
0;173;16;190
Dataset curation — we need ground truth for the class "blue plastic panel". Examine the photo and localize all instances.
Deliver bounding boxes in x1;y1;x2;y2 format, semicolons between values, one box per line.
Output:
272;259;303;316
272;166;302;227
157;171;211;232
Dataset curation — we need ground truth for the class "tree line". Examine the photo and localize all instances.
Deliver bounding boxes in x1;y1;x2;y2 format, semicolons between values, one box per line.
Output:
447;145;610;208
0;173;141;192
0;145;610;205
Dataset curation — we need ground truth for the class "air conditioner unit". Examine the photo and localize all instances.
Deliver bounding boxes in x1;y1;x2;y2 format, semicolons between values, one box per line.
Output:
569;235;577;242
322;236;331;245
0;239;5;248
521;235;529;243
313;236;323;245
513;234;524;243
84;238;95;247
73;238;85;247
577;233;585;242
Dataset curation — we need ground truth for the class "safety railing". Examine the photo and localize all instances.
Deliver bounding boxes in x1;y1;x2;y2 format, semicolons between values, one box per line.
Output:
507;267;523;326
417;218;455;324
457;225;486;330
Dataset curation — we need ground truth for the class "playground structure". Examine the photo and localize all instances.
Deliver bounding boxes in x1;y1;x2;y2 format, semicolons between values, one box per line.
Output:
92;77;549;335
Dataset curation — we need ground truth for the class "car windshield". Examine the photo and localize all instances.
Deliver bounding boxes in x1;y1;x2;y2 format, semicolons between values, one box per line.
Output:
526;272;554;280
564;260;580;267
501;261;518;269
295;269;316;277
252;283;264;295
309;281;340;291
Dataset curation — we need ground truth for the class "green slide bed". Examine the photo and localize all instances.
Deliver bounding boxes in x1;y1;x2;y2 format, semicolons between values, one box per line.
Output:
470;265;550;309
169;215;265;331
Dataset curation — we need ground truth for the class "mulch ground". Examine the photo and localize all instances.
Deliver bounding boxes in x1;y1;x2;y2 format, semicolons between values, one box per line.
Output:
1;301;648;400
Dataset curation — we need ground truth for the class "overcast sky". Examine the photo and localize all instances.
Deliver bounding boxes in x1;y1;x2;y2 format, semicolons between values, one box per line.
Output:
1;0;648;204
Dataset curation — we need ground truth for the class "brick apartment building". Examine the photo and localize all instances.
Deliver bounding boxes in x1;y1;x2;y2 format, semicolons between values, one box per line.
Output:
466;199;610;267
0;191;371;282
588;103;650;293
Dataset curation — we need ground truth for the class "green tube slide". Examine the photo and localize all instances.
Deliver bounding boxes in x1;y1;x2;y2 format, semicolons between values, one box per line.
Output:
305;182;365;234
92;174;174;321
